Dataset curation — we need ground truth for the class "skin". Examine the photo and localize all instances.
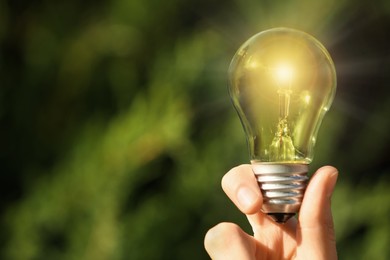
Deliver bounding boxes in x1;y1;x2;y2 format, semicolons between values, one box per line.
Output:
204;165;338;260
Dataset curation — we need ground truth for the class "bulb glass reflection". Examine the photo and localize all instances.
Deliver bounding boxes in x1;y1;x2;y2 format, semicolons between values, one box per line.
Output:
228;28;336;223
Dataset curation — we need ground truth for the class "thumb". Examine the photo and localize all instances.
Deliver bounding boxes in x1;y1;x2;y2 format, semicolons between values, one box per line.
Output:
204;222;256;260
296;166;338;260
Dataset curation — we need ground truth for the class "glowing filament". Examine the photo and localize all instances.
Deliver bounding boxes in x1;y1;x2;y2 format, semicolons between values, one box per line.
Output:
274;64;293;88
270;63;295;161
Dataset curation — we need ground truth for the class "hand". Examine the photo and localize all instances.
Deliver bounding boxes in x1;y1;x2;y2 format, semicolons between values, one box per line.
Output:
204;165;338;260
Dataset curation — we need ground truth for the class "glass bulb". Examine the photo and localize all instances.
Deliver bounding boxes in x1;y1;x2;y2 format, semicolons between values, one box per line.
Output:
228;28;336;223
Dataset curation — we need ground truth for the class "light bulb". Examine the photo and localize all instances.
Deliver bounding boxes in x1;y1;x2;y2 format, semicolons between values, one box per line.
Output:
228;28;336;223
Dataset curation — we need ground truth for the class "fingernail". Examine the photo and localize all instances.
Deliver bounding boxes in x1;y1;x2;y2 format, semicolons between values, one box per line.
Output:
237;186;258;209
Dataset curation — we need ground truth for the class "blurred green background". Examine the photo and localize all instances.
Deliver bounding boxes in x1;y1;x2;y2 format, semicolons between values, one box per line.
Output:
1;0;390;259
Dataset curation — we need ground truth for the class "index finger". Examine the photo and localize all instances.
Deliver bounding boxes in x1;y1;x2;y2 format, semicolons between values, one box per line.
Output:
221;164;262;215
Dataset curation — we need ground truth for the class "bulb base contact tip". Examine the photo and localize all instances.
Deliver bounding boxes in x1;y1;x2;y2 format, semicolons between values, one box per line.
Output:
267;213;296;223
251;163;309;223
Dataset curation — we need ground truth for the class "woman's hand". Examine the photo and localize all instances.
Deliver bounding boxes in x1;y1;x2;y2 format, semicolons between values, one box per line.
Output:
204;165;338;260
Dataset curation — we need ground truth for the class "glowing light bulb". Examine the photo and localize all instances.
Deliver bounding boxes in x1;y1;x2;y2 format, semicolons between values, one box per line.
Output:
228;28;336;223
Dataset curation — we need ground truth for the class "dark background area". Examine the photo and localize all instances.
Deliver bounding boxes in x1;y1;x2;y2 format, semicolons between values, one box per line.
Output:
1;0;390;259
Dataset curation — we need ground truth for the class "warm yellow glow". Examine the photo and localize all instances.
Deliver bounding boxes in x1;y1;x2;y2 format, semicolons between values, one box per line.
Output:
247;60;258;69
274;64;293;86
304;94;311;104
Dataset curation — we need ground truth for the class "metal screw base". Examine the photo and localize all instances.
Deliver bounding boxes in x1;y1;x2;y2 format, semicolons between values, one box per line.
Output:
251;163;309;223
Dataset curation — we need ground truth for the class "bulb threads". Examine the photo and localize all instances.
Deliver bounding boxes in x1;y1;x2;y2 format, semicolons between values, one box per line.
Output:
252;163;309;222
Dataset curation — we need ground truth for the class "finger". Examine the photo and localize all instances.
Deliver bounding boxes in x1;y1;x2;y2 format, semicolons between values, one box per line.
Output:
221;165;296;234
221;165;298;257
221;165;262;214
204;222;256;260
296;166;338;260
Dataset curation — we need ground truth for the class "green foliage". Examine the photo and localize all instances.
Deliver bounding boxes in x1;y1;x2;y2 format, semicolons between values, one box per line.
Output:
1;0;390;259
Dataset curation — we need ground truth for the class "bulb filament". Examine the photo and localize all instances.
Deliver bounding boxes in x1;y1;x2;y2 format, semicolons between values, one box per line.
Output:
269;78;296;161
